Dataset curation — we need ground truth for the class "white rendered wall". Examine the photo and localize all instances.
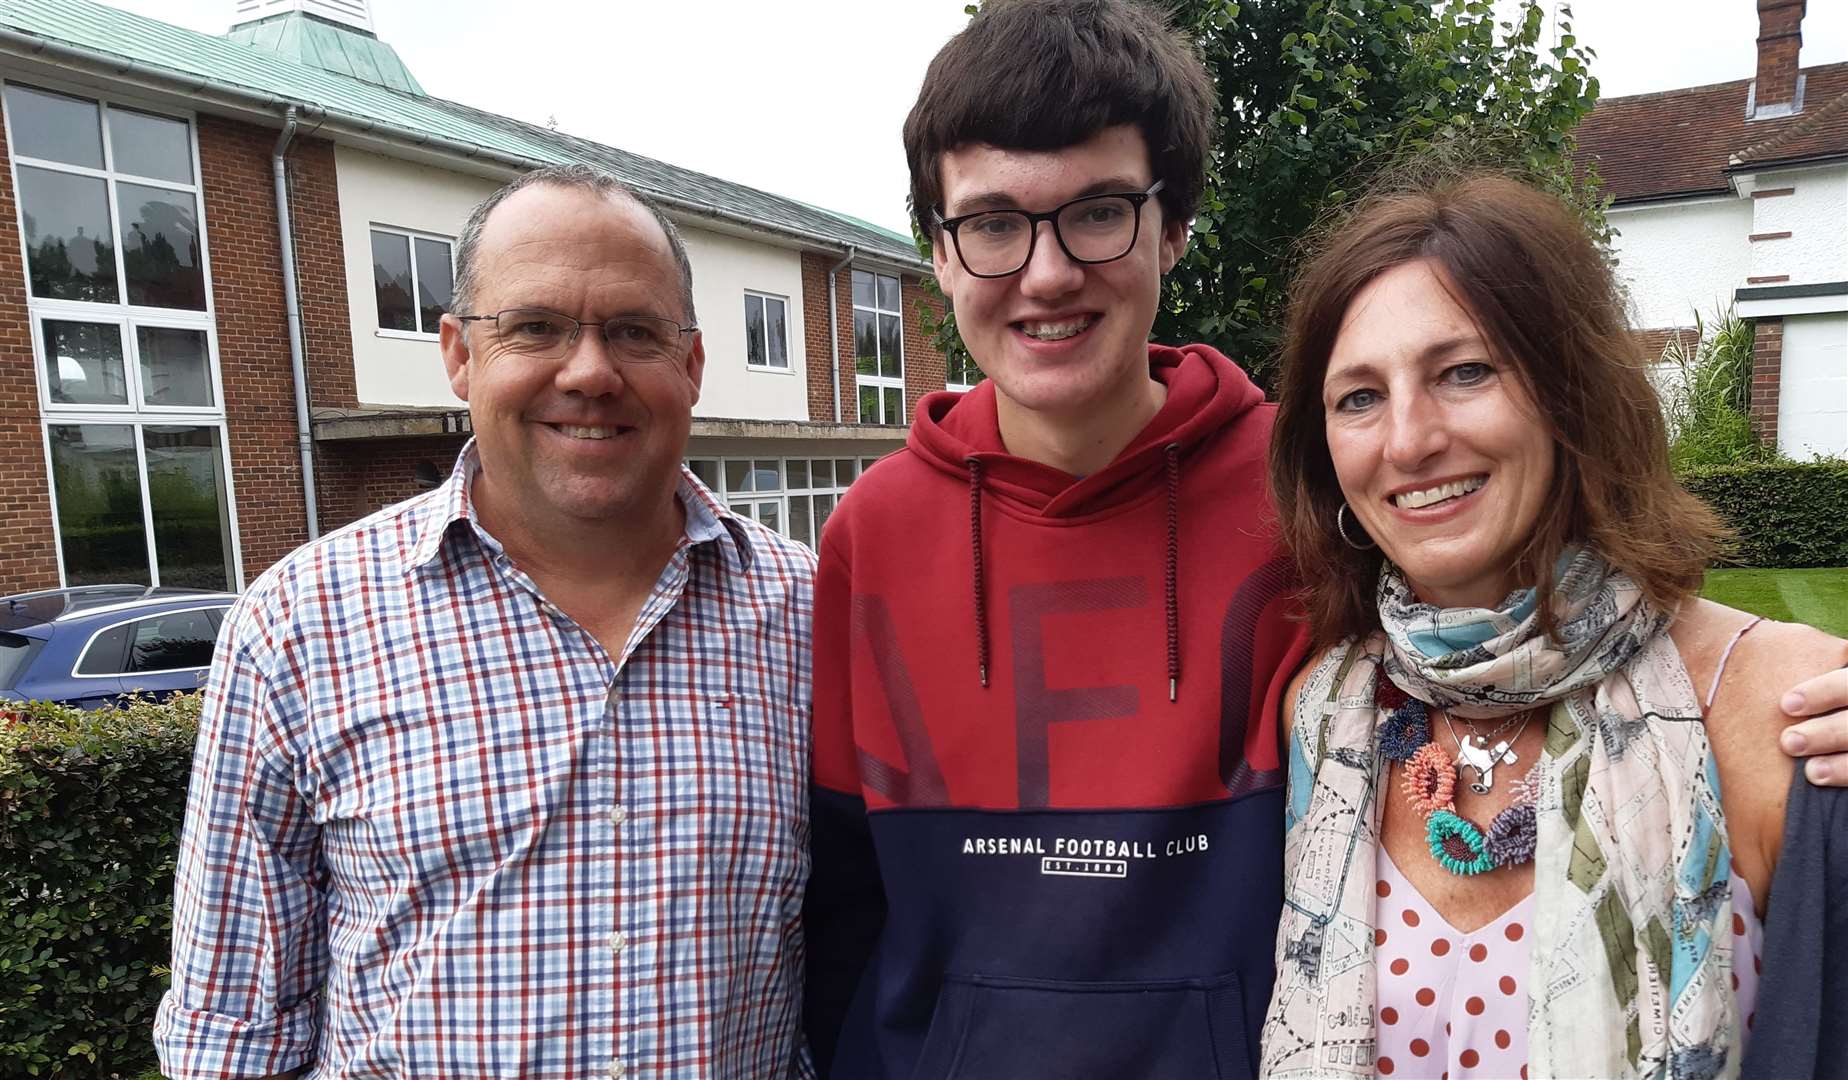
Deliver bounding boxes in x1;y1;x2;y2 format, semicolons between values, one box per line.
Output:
334;149;810;419
1778;314;1848;459
1608;197;1753;330
680;227;809;423
1747;166;1848;286
335;146;494;407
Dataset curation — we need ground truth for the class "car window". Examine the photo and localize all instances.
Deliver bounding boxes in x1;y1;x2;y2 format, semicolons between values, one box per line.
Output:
0;631;42;688
127;609;217;673
76;624;130;676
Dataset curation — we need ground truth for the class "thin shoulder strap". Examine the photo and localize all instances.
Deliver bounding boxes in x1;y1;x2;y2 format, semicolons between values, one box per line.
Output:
1705;616;1767;712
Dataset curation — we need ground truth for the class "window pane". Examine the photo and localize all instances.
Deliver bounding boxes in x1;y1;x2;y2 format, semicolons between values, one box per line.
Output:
108;107;192;183
815;492;835;533
144;425;231;591
136;326;213;407
789;494;812;549
128;608;217;672
854;309;878;375
766;297;788;368
852;268;875;308
413;237;453;334
879;314;903;379
861;457;878;474
77;624;130;675
752;460;781;491
786;458;808;489
883;389;902;425
688;458;719;490
757;499;781;535
118;182;205;309
836;459;857;483
725;458;751;493
371;230;415;331
42;319;127;406
878;274;901;311
811;458;833;487
49;424;149;586
5;84;103;169
18;166;118;302
744;293;765;366
858;384;879;424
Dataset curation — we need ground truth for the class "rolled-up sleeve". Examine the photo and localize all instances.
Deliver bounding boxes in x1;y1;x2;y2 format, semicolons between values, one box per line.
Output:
154;606;326;1080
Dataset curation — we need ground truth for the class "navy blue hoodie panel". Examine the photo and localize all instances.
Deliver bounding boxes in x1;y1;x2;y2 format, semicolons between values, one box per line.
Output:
806;785;886;1075
830;791;1281;1080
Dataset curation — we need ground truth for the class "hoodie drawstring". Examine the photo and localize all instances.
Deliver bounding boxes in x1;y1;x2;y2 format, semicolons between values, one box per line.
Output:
966;446;1184;702
968;457;990;688
1164;443;1181;702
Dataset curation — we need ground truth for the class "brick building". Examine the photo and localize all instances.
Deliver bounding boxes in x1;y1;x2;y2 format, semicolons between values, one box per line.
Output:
1575;0;1846;459
0;0;961;592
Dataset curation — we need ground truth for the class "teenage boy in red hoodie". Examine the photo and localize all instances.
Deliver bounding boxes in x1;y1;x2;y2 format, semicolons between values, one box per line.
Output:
804;4;1305;1077
802;2;1848;1077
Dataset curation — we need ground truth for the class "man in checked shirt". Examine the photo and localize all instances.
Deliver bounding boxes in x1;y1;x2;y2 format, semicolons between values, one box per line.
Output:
154;164;817;1079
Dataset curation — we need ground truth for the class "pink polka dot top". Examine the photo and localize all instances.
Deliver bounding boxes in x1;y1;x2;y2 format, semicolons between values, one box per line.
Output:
1370;850;1763;1079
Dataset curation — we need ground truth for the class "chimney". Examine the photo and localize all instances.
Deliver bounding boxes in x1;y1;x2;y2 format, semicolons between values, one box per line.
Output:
1752;0;1805;119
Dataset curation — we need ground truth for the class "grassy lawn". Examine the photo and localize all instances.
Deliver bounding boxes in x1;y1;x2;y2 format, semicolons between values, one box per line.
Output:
1701;567;1848;637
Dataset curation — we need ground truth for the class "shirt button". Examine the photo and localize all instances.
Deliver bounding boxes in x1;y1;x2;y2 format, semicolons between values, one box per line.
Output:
611;930;627;953
611;805;628;825
608;1061;625;1079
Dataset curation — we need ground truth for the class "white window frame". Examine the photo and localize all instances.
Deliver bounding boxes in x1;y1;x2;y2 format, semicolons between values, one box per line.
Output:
3;78;244;590
685;455;863;550
743;290;792;372
369;224;454;339
945;351;982;392
853;269;905;425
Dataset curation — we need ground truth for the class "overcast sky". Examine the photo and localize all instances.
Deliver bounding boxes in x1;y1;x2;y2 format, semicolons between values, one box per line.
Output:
102;1;1848;234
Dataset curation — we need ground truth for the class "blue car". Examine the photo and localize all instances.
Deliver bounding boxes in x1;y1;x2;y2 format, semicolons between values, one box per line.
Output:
0;585;237;708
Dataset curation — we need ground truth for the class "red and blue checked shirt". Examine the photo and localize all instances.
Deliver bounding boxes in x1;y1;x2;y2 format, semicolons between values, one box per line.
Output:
154;444;817;1079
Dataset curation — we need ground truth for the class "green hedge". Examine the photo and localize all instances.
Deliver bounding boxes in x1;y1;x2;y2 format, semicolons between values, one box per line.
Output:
0;696;199;1078
1682;460;1848;568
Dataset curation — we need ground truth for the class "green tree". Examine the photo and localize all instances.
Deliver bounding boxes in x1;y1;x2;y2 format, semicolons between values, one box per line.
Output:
925;0;1604;392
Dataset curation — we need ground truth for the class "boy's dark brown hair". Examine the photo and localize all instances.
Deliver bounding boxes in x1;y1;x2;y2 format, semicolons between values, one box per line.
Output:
1269;172;1726;646
903;0;1214;239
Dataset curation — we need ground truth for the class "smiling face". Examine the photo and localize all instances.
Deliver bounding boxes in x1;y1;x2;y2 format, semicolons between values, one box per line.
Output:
1321;258;1555;610
931;125;1188;423
439;184;704;538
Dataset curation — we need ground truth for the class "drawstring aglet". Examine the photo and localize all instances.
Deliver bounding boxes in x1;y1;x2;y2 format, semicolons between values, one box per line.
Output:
1169;677;1178;703
980;663;989;688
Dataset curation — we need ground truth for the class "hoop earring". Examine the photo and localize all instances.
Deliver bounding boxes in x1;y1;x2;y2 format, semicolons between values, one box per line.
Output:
1337;503;1377;551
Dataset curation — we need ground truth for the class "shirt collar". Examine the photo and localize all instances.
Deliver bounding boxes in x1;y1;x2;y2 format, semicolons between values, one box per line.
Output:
408;440;756;574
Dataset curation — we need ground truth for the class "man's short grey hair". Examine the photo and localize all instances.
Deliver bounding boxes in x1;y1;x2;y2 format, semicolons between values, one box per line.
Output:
451;163;697;325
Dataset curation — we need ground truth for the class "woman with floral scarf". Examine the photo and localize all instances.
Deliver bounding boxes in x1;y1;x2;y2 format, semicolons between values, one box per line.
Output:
1259;172;1847;1080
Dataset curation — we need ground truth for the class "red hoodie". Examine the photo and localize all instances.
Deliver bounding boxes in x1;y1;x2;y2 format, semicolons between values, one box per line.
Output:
804;345;1311;1080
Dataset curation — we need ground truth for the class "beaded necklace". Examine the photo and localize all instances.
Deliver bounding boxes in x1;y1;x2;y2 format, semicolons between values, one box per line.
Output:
1377;679;1538;876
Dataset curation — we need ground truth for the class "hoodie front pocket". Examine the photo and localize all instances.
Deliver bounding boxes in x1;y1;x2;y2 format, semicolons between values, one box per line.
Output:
910;971;1254;1080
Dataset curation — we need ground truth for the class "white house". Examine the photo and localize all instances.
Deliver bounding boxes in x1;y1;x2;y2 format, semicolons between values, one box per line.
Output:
1577;0;1846;460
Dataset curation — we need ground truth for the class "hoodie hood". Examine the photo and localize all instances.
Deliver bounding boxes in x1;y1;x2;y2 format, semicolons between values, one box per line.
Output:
907;343;1265;519
904;343;1269;700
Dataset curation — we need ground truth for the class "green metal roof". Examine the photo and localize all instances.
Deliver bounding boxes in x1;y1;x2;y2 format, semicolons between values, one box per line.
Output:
226;11;424;95
0;0;923;265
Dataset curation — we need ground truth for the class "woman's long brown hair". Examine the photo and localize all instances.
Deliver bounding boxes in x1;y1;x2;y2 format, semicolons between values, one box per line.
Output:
1270;172;1726;646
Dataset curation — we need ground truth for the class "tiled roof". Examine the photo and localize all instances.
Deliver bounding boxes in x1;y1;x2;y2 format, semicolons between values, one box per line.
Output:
0;0;924;264
1575;61;1848;203
1733;82;1848;167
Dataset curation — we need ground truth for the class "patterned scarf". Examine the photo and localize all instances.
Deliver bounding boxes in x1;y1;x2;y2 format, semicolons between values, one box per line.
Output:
1261;549;1742;1079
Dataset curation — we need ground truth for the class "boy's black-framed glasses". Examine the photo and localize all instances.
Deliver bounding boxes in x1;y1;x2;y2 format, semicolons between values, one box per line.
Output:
933;179;1166;279
454;308;698;364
